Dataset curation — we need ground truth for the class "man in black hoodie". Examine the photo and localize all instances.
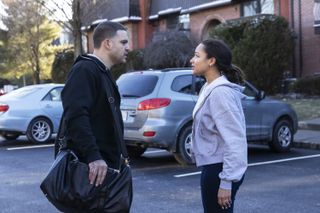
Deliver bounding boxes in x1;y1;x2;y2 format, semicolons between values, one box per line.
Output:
61;21;129;188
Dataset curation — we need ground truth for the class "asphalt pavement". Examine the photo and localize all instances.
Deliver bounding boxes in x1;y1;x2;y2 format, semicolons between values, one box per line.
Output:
0;144;320;213
0;118;319;212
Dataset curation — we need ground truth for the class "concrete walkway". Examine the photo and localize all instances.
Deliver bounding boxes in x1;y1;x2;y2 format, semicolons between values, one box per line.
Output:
294;118;320;150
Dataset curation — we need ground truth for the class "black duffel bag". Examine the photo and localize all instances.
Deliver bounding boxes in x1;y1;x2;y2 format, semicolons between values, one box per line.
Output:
40;73;133;212
40;149;132;213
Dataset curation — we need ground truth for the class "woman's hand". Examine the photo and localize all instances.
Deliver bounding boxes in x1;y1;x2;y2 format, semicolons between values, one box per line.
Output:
218;188;232;209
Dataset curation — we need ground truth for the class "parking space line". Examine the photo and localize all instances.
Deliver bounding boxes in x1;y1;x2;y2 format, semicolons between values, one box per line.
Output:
6;144;54;151
247;154;320;166
6;146;167;152
174;154;320;178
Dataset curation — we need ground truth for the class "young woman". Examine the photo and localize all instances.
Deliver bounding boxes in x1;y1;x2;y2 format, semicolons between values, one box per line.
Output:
190;38;247;213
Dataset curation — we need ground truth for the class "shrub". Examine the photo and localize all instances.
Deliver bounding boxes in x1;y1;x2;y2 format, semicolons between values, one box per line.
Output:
111;49;145;80
51;48;74;83
211;15;294;94
0;78;10;88
294;76;320;95
143;30;195;69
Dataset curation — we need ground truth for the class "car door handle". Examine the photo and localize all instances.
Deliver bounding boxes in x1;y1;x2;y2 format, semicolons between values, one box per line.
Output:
45;104;53;108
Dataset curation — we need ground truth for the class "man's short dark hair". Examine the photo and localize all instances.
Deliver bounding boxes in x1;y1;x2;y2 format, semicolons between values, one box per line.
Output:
93;21;127;48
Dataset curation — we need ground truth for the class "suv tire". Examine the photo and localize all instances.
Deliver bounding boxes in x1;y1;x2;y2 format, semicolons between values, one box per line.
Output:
126;145;147;158
174;125;193;166
269;119;293;152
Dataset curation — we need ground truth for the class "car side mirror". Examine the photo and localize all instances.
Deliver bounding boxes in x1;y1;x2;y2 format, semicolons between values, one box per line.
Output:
256;91;265;100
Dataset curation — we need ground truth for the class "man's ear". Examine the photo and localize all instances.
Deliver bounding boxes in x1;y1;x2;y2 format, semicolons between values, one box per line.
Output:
102;38;112;50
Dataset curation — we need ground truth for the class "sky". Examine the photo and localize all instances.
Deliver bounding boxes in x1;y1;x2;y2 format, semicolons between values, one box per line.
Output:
0;0;7;30
0;0;72;31
46;0;72;21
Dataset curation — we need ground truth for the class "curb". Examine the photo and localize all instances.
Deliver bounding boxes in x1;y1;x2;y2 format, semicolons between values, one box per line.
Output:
292;141;320;150
298;121;320;131
250;141;320;150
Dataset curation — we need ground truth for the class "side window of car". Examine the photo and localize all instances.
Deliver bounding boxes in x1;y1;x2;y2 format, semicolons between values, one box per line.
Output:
43;87;63;101
243;84;256;99
194;76;206;95
171;75;193;94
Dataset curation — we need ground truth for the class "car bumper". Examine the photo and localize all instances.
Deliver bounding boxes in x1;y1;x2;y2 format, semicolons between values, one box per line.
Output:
124;123;178;148
0;115;30;133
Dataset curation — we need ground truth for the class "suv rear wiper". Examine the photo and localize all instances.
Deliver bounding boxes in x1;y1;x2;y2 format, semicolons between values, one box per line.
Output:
122;94;141;98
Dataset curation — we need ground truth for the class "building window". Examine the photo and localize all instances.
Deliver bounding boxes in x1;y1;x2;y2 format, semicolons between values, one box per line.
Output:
166;15;179;29
241;0;274;17
179;14;190;30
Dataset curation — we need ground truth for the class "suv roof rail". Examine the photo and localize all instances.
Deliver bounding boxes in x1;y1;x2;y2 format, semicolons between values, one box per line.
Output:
161;67;192;72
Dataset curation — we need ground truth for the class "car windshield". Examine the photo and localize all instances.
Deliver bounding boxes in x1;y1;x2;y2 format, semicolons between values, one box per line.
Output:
117;74;158;98
3;86;42;98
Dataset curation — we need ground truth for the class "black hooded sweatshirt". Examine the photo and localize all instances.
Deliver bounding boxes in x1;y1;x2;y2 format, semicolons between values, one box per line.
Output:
61;54;123;169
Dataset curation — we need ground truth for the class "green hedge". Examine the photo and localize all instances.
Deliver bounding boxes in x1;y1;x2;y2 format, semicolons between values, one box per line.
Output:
0;78;10;88
210;15;294;94
111;49;145;80
294;76;320;95
51;48;74;83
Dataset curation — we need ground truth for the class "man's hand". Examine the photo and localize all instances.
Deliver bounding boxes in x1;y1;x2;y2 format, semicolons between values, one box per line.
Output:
88;160;108;187
218;188;232;210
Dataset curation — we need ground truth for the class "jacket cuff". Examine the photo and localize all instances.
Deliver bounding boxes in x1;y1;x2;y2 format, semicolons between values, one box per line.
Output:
85;150;103;164
219;179;232;190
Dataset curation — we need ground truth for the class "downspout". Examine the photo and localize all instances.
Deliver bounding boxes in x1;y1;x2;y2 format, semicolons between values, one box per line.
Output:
291;0;296;76
298;0;303;77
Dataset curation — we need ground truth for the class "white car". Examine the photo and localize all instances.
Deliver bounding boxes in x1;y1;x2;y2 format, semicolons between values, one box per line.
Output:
0;83;64;143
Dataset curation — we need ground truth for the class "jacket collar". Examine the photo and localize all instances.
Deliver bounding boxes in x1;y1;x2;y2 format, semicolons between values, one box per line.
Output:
192;75;230;118
76;54;120;98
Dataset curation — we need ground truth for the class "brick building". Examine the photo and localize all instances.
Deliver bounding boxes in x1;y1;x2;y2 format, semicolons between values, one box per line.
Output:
82;0;320;77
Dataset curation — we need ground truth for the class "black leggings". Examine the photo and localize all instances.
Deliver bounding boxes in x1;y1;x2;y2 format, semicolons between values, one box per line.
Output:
201;163;244;213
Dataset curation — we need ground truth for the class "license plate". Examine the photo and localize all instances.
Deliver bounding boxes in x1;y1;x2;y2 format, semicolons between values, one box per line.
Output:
121;110;128;121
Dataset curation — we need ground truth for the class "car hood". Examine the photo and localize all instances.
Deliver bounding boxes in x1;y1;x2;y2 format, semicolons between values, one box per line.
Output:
262;97;289;105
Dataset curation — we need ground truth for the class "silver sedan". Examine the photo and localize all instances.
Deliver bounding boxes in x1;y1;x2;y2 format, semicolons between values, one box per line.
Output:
0;83;64;143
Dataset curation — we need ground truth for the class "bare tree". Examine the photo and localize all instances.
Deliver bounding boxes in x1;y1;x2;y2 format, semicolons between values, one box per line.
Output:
38;0;88;58
39;0;109;58
144;30;196;69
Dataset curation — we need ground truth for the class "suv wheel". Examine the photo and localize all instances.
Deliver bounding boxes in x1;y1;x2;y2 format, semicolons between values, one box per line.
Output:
27;117;53;143
174;125;193;166
1;132;20;140
269;119;293;152
126;145;147;158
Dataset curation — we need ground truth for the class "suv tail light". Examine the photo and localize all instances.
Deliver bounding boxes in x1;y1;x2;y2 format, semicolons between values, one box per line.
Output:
0;104;9;112
137;98;171;111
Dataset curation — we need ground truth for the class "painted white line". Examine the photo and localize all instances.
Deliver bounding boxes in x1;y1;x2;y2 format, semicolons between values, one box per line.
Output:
144;150;167;154
175;171;201;178
6;144;54;151
248;154;320;166
174;154;320;178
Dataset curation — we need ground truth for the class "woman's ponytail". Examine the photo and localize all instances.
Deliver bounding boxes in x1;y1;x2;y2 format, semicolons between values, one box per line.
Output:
223;64;245;85
202;39;245;85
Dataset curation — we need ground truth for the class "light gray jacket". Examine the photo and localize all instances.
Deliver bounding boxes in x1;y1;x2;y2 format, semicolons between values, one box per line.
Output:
191;75;248;190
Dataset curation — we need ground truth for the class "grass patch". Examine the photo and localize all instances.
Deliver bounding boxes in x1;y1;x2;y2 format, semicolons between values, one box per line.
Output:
281;98;320;121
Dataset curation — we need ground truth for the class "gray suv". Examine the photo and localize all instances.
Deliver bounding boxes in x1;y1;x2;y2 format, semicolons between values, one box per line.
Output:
117;68;298;165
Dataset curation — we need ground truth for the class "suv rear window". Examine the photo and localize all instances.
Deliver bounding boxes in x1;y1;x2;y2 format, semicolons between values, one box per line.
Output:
117;74;158;98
